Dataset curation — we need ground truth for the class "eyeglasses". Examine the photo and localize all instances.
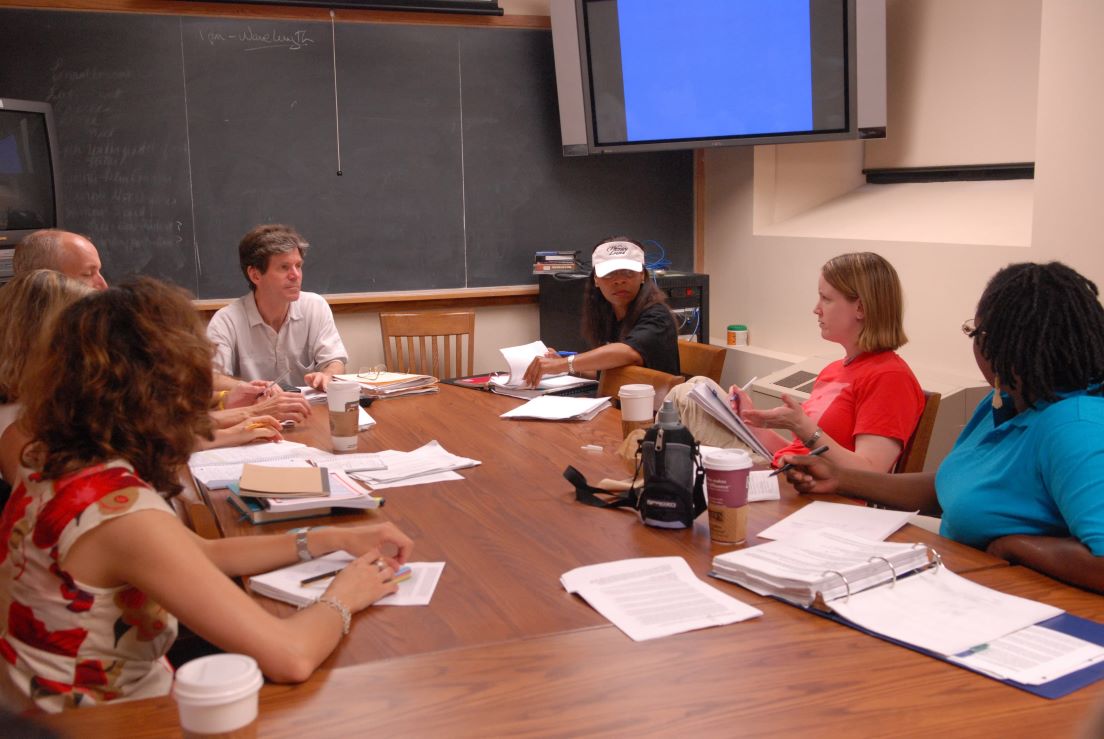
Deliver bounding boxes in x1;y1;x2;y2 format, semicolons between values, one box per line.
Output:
961;319;985;339
357;364;387;380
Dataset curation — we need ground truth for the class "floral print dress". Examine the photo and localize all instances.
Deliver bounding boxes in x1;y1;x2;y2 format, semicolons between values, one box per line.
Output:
0;460;178;712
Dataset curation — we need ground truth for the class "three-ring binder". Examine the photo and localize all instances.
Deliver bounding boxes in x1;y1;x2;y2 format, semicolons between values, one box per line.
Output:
810;545;942;612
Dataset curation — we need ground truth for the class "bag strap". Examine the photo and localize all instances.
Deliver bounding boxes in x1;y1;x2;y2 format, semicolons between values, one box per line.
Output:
691;444;707;518
564;465;639;511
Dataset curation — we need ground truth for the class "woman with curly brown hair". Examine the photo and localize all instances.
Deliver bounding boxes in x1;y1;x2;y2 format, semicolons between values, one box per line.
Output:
0;278;413;712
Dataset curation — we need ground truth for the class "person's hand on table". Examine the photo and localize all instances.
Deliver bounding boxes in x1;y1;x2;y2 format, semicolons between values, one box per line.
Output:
323;549;400;612
251;390;311;424
304;371;330;391
212;416;283;448
334;521;414;565
741;394;807;433
523;348;566;388
225;380;271;409
782;451;840;494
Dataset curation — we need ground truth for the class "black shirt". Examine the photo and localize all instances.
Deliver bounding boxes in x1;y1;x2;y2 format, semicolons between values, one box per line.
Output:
610;303;680;375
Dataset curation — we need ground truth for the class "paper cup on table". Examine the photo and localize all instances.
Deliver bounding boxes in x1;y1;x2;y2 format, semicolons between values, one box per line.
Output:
618;383;655;439
173;654;263;737
704;449;753;545
327;380;361;452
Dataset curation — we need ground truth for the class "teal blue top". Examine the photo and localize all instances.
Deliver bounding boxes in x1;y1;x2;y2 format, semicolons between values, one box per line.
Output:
936;387;1104;555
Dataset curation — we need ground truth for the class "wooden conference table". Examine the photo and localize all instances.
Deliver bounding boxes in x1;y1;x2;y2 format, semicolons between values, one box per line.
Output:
37;385;1104;736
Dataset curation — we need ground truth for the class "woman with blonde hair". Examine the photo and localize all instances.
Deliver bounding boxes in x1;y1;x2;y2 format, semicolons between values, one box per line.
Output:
674;252;924;473
0;270;92;483
0;278;413;711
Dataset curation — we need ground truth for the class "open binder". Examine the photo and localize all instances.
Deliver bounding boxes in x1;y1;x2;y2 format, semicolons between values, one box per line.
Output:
711;530;1104;699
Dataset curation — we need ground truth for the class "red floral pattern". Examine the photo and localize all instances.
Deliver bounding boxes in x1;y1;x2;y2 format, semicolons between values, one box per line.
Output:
52;563;95;613
33;465;148;551
7;602;88;658
0;637;17;665
115;588;169;642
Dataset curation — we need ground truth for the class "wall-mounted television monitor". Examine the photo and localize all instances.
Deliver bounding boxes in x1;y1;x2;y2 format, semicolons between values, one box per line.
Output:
0;98;62;248
552;0;885;156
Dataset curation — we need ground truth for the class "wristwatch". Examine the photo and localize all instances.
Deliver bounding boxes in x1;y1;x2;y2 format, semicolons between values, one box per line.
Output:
803;428;823;448
291;527;313;562
566;354;576;375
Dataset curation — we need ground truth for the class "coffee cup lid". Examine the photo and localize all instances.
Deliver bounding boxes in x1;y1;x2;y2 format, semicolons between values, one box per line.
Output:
703;448;753;471
173;654;263;706
618;383;655;399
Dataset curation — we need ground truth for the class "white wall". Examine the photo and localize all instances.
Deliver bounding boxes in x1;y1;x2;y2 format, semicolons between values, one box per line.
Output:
703;0;1104;384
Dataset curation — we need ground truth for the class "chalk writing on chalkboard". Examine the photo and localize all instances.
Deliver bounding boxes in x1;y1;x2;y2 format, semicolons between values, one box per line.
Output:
197;27;316;52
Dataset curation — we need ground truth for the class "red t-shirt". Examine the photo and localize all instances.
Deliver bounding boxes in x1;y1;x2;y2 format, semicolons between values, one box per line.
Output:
772;351;924;468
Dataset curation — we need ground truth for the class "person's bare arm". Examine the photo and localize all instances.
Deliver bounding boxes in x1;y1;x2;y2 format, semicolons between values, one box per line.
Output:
987;535;1104;593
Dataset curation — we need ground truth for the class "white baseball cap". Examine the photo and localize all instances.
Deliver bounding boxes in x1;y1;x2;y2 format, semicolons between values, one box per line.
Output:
592;241;645;278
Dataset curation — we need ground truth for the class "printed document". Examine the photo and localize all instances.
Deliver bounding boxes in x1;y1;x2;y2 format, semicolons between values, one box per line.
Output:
500;395;611;421
949;624;1104;685
561;557;762;641
756;501;914;542
250;551;443;607
349;440;480;489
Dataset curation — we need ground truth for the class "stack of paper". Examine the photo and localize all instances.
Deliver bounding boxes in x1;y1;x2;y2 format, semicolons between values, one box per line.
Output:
500;395;611;421
249;551;445;607
686;383;772;459
561;557;762;641
189;442;315;488
334;371;438;399
228;470;384;524
711;529;933;606
349;440;480;490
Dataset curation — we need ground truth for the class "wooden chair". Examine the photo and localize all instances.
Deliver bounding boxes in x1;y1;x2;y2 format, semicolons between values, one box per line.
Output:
598;365;685;413
894;391;941;474
677;339;727;384
379;310;475;378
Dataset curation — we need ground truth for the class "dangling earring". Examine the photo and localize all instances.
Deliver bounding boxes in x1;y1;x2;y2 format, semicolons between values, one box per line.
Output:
992;375;1003;410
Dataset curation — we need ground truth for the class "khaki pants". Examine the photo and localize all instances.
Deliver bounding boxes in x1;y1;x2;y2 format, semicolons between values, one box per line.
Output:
664;376;770;465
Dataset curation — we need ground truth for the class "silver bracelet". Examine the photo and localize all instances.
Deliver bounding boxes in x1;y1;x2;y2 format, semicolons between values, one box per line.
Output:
566;354;576;375
803;428;823;448
317;595;351;635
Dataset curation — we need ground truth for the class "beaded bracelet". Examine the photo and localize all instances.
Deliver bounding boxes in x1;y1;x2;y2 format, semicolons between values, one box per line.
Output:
317;596;351;635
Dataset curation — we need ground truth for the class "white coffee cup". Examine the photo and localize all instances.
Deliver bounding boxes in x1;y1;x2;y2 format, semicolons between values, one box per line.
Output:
618;383;656;438
173;653;264;736
327;380;361;452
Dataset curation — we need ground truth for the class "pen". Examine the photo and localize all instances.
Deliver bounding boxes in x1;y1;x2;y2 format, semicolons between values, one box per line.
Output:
770;444;830;477
300;564;411;587
729;376;758;412
261;368;291;397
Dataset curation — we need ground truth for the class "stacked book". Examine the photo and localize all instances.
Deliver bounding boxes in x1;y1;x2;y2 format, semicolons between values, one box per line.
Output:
532;250;580;274
334;371;438;399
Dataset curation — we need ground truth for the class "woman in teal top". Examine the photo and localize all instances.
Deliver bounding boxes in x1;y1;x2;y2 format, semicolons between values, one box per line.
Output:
782;262;1104;593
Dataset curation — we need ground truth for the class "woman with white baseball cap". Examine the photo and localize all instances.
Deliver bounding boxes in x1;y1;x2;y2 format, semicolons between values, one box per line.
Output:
523;236;679;386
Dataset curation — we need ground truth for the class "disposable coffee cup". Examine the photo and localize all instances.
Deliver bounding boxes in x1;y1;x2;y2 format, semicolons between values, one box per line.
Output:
173;653;263;737
619;383;655;438
704;449;753;545
327;380;361;452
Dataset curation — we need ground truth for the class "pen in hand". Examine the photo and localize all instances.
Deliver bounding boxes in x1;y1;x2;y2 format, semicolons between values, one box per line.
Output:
261;368;291;398
729;376;758;413
769;444;829;478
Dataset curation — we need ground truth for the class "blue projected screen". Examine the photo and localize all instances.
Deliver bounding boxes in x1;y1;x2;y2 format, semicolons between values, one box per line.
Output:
583;0;848;148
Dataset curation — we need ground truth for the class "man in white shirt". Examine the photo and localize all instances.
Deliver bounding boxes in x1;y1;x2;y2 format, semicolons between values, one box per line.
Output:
207;224;347;390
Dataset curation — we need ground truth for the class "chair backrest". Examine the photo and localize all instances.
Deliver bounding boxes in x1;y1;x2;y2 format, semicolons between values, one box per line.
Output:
677;340;727;384
598;365;686;413
379;310;475;378
894;390;941;474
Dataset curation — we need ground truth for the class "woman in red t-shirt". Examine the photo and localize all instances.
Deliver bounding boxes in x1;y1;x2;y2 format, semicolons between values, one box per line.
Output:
678;252;924;473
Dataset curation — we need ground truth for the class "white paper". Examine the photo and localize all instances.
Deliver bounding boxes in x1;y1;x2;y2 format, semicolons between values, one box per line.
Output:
949;624;1104;685
375;562;445;606
500;395;612;421
748;470;781;502
493;340;550;387
189;442;313;487
358;405;375;430
250;551;442;608
757;501;914;542
686;383;773;459
360;470;464;490
349;441;479;488
561;557;762;641
265;471;382;512
828;568;1064;656
305;452;385;473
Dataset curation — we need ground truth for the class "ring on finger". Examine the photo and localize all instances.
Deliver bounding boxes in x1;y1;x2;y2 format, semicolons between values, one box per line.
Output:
374;559;385;572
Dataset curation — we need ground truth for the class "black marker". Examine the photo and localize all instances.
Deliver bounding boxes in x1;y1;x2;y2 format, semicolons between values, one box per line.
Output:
770;445;830;478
